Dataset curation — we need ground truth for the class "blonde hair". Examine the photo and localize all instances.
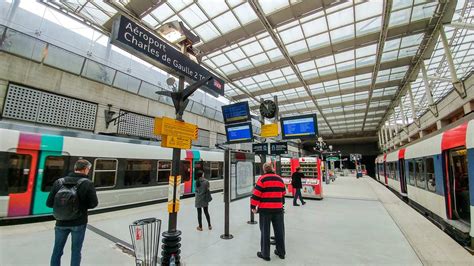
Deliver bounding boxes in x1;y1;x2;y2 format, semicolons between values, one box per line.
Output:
262;162;274;173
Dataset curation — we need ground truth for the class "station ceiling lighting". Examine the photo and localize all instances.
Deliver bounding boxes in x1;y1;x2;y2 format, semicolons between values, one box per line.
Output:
157;20;200;45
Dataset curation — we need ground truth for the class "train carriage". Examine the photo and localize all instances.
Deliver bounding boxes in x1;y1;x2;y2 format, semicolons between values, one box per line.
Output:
0;128;226;219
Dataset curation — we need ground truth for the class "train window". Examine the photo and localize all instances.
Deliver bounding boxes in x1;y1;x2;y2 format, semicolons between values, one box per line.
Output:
93;159;117;188
408;161;415;186
42;156;67;191
180;161;191;181
124;160;152;186
425;157;435;192
390;163;396;180
157;161;171;183
415;159;426;189
0;153;31;194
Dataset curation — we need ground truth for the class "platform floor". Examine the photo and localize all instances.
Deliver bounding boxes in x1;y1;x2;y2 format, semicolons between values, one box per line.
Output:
1;174;472;265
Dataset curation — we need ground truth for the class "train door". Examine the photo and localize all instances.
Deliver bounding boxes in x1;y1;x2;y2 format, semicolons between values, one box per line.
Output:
399;159;407;195
180;160;192;194
445;148;470;224
6;150;38;217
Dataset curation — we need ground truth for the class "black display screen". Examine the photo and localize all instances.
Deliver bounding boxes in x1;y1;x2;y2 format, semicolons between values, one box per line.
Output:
280;114;318;139
221;101;250;124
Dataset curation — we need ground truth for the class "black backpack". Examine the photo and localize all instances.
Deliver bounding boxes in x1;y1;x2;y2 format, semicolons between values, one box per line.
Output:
53;178;87;221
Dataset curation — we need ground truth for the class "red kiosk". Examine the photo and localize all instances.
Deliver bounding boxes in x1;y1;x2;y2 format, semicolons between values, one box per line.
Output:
281;157;323;199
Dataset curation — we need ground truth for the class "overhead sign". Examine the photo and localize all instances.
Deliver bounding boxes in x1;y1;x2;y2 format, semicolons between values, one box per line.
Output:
110;15;224;96
252;143;269;154
161;135;192;149
350;154;362;161
221;101;250;124
154;117;198;140
270;142;288;155
280;114;318;139
260;123;279;138
326;156;340;161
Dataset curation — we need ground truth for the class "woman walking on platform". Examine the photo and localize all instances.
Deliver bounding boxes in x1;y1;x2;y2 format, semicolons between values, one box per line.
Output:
195;170;212;231
291;167;306;206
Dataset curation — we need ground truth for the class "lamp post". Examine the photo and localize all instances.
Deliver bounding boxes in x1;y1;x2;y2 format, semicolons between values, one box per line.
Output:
156;21;206;266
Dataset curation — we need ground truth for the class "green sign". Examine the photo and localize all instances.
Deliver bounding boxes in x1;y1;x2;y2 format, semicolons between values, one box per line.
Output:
327;157;339;161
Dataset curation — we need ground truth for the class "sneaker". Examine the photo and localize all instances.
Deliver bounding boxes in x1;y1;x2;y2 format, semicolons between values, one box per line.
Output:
196;226;203;231
302;201;306;205
257;252;270;261
274;250;285;259
208;226;212;230
293;203;300;206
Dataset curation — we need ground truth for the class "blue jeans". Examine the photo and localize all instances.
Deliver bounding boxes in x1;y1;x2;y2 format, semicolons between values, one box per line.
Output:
293;188;305;205
51;225;87;266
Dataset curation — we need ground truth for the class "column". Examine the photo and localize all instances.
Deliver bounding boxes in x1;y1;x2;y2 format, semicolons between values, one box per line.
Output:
420;61;438;116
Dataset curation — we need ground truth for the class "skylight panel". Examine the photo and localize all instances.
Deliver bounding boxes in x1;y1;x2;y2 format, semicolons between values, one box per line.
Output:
252;73;268;83
266;69;284;79
82;2;109;25
279;26;304;44
327;6;354;29
356;16;381;36
330;25;355;43
297;61;316;72
259;0;291;15
233;2;258;25
411;2;437;22
356;44;377;58
220;64;238;74
389;8;412;27
316;55;335;67
167;0;192;12
318;66;336;76
250;53;270;66
272;77;288;86
266;49;284;61
336;61;355;72
281;66;294;75
197;0;228;18
334;50;354;63
194;22;220;41
400;33;423;48
302;71;318;80
227;0;244;8
142;15;158;27
213;11;240;34
381;51;398;62
222;48;243;62
301;17;327;37
286;40;308;55
355;1;382;21
211;54;231;66
241;41;264;56
234;58;253;70
259;36;277;50
179;4;207;28
306;33;331;50
94;1;117;15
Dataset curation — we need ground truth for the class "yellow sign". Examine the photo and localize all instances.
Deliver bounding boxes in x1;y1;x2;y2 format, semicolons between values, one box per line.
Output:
154;117;198;140
168;175;182;213
261;123;279;137
161;135;192;149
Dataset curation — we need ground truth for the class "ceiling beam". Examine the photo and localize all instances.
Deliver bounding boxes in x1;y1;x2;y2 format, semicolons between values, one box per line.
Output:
376;0;456;130
361;0;392;131
280;106;387;116
232;57;411;100
249;79;400;110
248;0;335;133
196;0;344;55
226;19;430;81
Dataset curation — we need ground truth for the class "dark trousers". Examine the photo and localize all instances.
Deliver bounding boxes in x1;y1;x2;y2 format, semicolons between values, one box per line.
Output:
259;211;285;258
293;188;305;205
197;207;211;228
50;224;87;266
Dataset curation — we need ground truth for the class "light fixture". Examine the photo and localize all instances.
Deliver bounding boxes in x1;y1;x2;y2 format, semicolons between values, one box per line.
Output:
157;20;201;57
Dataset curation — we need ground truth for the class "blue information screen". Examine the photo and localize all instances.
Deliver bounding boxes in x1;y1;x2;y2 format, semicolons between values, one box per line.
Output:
226;123;252;143
281;115;317;139
222;102;250;124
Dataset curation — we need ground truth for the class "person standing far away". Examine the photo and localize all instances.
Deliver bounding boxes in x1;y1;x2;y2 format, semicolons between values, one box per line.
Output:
251;162;286;261
195;170;212;231
291;167;306;206
46;159;98;266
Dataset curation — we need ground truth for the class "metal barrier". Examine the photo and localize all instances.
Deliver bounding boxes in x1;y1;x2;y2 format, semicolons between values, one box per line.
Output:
129;218;162;266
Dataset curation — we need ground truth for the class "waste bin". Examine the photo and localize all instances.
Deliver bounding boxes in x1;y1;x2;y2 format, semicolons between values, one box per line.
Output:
129;218;162;266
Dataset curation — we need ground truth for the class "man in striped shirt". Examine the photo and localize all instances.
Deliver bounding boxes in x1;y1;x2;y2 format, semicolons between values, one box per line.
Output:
251;162;286;261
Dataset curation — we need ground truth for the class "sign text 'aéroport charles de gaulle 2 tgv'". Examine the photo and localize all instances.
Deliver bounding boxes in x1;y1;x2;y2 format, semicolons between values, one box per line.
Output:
111;15;224;96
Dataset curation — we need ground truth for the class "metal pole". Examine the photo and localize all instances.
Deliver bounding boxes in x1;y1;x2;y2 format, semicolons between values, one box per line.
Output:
399;100;407;126
407;83;417;122
439;25;459;84
420;61;435;106
221;150;234;238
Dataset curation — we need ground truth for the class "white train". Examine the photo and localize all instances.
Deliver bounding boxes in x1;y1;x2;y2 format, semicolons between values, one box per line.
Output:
375;118;474;245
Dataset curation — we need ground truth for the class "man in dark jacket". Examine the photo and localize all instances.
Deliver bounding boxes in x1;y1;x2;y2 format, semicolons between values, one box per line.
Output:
47;159;98;266
291;167;306;206
251;162;286;261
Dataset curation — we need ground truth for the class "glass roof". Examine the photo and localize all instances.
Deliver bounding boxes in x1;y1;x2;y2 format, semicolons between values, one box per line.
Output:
40;0;471;137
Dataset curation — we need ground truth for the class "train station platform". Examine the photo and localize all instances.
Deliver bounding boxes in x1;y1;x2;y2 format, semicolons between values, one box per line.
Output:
1;173;472;265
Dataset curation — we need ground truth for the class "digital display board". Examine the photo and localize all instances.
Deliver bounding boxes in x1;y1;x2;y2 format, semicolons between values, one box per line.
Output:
225;122;253;143
252;143;269;154
280;114;318;139
221;101;250;124
270;142;288;155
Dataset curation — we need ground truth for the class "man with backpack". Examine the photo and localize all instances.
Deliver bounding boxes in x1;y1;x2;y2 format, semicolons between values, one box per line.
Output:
46;159;98;266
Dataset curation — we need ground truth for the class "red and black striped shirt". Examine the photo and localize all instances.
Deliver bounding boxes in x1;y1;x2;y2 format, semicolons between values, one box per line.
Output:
250;173;286;212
